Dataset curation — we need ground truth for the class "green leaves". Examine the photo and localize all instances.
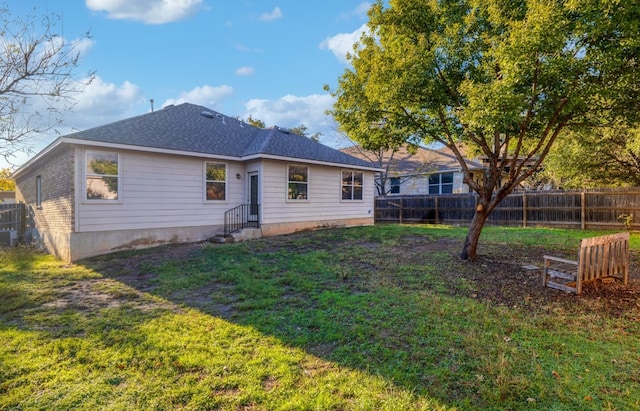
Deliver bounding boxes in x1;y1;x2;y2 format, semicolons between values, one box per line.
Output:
329;0;640;258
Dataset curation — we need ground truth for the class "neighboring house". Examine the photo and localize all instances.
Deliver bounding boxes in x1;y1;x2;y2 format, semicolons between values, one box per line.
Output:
12;103;378;262
0;191;16;204
340;145;484;196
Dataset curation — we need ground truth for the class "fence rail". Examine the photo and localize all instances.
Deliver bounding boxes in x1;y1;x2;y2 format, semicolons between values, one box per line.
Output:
375;189;640;230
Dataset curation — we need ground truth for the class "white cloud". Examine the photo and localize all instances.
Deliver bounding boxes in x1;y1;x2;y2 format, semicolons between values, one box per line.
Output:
1;76;145;168
338;2;371;21
72;36;96;58
354;2;371;17
243;94;345;146
162;84;234;109
320;23;369;64
259;7;283;22
86;0;203;24
67;76;145;128
235;66;255;76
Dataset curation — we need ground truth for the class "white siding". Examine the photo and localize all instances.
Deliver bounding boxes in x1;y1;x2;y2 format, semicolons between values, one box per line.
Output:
261;160;375;224
76;149;245;232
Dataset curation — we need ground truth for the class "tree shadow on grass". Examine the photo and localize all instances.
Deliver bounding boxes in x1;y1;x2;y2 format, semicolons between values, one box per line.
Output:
77;229;640;410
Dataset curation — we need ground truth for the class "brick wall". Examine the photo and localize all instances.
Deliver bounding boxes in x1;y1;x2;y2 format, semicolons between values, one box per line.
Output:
15;146;75;235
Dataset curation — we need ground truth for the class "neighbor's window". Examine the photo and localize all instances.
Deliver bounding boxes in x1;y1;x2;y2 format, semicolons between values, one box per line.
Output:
342;170;363;200
36;175;42;207
86;151;119;200
288;165;308;200
390;177;400;194
205;162;226;201
428;172;453;194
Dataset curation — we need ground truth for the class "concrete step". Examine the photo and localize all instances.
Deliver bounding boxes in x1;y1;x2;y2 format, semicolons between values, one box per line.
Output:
207;228;262;244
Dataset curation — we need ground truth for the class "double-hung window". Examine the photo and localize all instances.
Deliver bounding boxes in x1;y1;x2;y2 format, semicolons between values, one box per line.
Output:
86;151;119;200
288;165;308;200
428;172;454;194
205;162;226;201
390;177;400;194
342;170;363;200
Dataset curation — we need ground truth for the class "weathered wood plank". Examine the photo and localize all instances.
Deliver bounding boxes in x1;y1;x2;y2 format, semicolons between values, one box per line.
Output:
546;281;577;293
546;269;577;281
543;232;629;295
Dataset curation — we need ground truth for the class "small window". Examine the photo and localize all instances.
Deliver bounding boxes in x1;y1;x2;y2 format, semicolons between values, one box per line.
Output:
428;172;454;195
342;170;363;200
288;165;308;200
36;175;42;207
86;151;119;200
205;162;226;201
390;177;400;194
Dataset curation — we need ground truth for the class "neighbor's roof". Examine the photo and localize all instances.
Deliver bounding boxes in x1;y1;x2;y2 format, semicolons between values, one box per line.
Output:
339;144;484;175
15;103;376;175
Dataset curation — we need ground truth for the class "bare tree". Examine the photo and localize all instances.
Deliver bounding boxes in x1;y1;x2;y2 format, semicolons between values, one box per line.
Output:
0;4;94;165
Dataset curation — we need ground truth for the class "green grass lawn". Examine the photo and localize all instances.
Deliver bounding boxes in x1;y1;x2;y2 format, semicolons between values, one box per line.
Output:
1;225;639;410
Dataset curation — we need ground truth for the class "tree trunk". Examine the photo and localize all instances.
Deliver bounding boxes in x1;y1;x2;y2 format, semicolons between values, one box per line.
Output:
460;205;491;261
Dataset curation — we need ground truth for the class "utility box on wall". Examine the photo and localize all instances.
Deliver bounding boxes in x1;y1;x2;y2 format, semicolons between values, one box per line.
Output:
0;230;17;247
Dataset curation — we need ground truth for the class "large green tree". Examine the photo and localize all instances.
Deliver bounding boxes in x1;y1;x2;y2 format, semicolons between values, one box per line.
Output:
0;3;94;165
328;0;640;260
542;122;640;188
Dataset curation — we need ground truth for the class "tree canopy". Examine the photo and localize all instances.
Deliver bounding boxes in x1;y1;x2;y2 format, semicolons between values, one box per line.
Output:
244;116;321;142
0;168;14;191
328;0;640;260
0;4;94;165
543;122;640;188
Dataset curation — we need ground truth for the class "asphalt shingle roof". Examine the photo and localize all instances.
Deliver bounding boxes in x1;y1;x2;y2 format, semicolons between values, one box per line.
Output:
66;103;372;168
340;144;484;175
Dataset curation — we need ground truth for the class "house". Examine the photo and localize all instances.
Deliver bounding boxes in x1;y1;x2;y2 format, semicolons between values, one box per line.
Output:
0;191;15;204
12;103;378;262
339;145;484;196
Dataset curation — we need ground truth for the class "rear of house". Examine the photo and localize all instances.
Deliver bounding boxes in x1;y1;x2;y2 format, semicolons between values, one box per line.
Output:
13;103;377;261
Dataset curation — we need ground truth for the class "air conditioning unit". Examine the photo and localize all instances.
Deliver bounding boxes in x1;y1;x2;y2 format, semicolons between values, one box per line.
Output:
0;230;18;247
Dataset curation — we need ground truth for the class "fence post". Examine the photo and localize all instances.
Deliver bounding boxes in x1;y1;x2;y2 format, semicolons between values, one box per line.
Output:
19;203;26;244
399;199;403;224
435;197;440;224
581;191;586;230
522;192;527;228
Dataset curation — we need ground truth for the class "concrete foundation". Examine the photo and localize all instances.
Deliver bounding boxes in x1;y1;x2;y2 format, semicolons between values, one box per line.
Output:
41;217;375;262
66;225;223;262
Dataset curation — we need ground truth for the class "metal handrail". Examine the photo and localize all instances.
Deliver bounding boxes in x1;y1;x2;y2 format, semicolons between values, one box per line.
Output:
224;204;260;236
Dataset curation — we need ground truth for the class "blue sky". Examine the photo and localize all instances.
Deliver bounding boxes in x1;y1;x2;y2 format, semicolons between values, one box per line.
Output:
5;0;372;168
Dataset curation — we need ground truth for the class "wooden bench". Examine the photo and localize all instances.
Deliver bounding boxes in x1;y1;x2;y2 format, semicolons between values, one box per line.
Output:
543;232;630;294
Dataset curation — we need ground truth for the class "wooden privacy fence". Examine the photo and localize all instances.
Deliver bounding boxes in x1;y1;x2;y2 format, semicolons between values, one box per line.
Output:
375;189;640;230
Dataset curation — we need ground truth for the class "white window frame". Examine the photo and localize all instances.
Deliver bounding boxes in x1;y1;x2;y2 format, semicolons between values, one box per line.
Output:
428;172;454;195
204;162;227;202
36;175;42;208
390;177;400;194
84;150;121;202
287;164;309;200
341;170;364;201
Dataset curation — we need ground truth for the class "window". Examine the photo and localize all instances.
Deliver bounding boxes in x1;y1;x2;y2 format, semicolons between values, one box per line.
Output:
205;162;226;201
86;151;119;200
288;165;308;200
428;172;454;194
342;170;363;200
36;175;42;207
390;177;400;194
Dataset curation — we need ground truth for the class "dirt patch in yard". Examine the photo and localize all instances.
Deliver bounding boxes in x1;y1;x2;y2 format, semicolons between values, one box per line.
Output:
82;232;640;318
